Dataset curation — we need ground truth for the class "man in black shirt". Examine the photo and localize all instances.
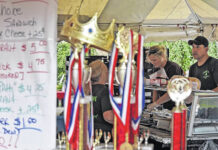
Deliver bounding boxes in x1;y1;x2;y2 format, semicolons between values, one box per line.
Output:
188;36;218;92
88;60;113;142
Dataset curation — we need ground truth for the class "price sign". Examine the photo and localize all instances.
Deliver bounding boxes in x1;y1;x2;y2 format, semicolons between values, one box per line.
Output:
0;1;57;149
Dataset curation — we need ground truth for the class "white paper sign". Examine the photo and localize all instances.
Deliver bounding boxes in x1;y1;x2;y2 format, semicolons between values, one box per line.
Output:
0;1;57;150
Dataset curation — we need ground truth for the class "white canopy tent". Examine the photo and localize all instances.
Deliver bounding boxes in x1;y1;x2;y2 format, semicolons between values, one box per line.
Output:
58;0;218;42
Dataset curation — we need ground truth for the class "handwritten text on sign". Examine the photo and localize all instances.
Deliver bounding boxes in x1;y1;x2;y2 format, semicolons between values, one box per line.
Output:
0;1;57;149
0;2;46;39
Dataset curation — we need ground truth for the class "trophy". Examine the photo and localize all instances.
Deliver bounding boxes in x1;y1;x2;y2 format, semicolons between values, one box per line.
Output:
115;27;137;96
108;26;146;150
61;8;115;150
93;129;103;147
104;131;112;147
167;75;192;150
113;27;138;150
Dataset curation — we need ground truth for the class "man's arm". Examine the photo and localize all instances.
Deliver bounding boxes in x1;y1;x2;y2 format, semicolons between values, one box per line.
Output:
156;93;170;105
103;110;114;124
147;92;171;110
101;87;114;124
212;87;218;92
152;90;158;102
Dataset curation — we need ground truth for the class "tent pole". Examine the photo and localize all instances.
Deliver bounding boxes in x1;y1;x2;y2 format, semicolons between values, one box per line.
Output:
184;0;202;24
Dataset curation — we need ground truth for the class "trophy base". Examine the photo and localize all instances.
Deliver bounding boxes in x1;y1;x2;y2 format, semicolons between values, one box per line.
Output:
139;144;154;150
56;144;66;150
94;143;113;150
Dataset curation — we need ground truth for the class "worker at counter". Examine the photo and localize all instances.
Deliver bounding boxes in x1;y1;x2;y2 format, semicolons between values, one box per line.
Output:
146;45;184;111
184;36;218;121
188;36;218;92
84;60;114;142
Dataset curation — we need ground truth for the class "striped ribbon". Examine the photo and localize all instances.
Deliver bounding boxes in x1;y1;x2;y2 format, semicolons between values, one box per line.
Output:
109;30;133;126
64;46;87;143
131;34;145;131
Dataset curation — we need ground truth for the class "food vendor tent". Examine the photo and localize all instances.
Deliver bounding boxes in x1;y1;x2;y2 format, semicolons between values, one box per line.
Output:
57;0;218;42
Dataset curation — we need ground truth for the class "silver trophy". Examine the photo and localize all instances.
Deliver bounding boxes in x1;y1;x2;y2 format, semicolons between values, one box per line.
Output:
115;27;137;97
167;75;192;150
71;45;92;96
167;75;192;107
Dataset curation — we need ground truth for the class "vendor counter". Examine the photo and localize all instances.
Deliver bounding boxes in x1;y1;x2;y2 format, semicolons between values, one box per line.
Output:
140;86;218;149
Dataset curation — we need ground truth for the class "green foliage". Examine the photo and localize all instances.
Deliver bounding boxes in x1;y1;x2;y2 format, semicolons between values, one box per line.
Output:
89;48;98;56
208;41;218;58
144;41;218;72
57;41;71;90
167;41;196;72
56;42;99;90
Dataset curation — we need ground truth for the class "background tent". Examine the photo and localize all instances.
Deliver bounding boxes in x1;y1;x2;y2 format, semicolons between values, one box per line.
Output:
57;0;218;42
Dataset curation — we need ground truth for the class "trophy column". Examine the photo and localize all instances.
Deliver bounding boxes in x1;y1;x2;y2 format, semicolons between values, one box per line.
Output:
72;47;92;150
167;76;192;150
180;101;187;150
63;44;93;150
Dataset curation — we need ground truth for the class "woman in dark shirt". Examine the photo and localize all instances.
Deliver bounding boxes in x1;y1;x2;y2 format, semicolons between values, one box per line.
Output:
147;45;184;110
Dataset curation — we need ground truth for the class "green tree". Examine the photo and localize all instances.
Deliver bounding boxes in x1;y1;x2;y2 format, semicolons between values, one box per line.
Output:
57;41;71;90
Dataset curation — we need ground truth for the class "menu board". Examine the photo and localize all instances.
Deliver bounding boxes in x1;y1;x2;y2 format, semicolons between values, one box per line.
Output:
0;1;57;149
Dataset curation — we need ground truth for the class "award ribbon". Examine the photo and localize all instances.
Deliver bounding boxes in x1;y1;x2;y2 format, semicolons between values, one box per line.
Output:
64;46;87;145
109;30;133;126
131;34;145;132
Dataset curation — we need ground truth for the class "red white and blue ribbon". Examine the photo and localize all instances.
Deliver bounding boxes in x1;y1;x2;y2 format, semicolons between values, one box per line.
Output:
108;44;119;112
64;51;75;133
131;34;145;131
64;46;86;143
109;30;133;125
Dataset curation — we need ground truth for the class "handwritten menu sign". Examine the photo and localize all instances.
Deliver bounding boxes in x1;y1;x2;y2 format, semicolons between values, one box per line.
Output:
0;1;57;150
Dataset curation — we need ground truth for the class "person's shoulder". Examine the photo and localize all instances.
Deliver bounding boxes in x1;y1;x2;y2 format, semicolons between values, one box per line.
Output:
165;61;183;75
209;57;218;63
168;60;178;65
204;57;218;67
167;61;182;68
208;57;218;69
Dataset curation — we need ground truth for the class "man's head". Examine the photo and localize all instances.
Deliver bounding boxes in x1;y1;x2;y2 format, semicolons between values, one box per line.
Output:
188;36;209;47
188;36;209;61
89;60;108;84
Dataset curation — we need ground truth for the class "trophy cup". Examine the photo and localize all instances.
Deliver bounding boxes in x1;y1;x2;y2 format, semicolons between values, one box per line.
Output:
137;134;144;150
61;8;115;150
104;131;112;148
115;27;137;96
93;129;103;148
167;76;192;150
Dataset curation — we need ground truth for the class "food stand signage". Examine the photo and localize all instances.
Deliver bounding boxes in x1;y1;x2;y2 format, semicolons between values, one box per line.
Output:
0;1;57;149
